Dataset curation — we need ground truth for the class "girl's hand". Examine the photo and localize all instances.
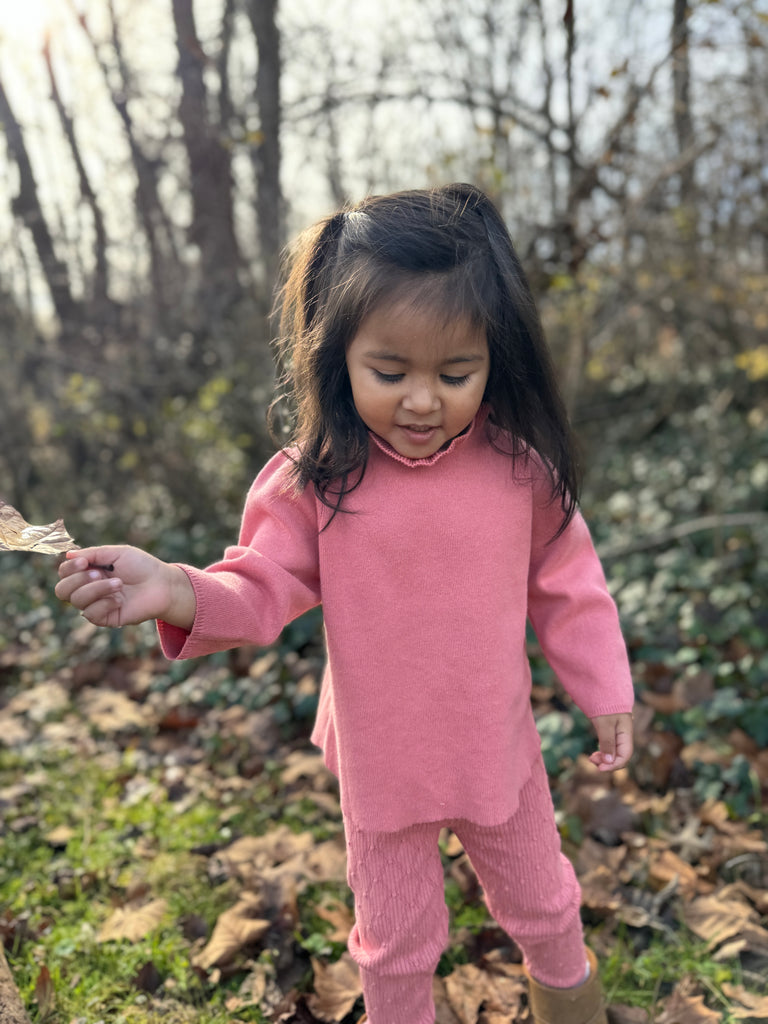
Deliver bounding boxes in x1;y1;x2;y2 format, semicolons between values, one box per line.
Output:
55;546;196;631
588;712;634;772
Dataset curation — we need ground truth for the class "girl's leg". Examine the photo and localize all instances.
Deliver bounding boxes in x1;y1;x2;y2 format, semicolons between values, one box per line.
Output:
345;819;447;1024
453;757;587;988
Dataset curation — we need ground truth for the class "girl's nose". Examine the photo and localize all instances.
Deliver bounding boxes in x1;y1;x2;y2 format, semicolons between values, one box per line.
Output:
402;378;440;414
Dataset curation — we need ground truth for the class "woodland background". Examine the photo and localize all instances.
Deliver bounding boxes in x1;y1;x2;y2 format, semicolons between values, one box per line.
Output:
1;0;768;1022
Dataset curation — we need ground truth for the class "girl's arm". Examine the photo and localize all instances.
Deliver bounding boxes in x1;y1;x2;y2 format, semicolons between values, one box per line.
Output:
55;454;320;658
527;473;635;770
56;547;196;630
157;452;321;660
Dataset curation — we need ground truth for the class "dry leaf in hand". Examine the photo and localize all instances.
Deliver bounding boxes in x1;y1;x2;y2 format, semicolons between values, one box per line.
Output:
0;499;77;555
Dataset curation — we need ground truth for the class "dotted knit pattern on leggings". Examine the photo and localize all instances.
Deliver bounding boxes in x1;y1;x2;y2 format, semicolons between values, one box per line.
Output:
345;759;586;1024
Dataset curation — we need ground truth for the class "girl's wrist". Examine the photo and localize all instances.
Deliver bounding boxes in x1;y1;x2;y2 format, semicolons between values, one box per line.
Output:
163;564;197;631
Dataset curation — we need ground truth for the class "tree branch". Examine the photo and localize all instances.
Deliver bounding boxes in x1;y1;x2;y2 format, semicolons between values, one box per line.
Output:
0;72;77;324
598;513;768;561
43;37;110;308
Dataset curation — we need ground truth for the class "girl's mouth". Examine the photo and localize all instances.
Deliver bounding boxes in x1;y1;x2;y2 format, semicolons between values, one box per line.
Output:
399;424;439;443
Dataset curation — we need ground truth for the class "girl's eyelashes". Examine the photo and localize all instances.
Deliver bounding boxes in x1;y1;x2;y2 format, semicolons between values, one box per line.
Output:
370;369;472;387
372;369;404;384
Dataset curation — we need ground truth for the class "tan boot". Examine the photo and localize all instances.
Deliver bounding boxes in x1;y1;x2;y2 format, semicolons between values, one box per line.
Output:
524;948;607;1024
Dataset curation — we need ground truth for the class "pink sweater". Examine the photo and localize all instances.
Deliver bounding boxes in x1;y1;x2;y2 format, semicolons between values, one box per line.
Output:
158;413;634;830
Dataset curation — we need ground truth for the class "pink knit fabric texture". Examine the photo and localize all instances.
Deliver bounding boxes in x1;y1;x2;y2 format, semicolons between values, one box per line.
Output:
345;759;586;1022
158;412;634;830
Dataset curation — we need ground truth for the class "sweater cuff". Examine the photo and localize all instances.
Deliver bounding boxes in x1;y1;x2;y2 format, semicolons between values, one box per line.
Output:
156;563;199;659
157;619;192;660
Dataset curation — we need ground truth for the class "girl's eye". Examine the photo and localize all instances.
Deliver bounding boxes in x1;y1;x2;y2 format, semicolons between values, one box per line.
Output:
372;370;404;384
441;374;471;387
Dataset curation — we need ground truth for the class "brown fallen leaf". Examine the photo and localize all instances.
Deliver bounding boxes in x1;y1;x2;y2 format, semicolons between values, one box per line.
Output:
315;897;355;943
720;881;768;915
98;898;168;943
307;953;363;1022
578;864;623;916
34;964;55;1020
280;749;332;786
77;688;149;734
0;711;33;746
682;893;767;952
648;848;708;897
213;825;315;884
0;499;77;554
6;680;70;719
225;961;284;1013
712;921;768;961
444;962;526;1024
45;825;76;849
722;983;768;1020
433;976;463;1024
655;979;721;1024
193;893;271;969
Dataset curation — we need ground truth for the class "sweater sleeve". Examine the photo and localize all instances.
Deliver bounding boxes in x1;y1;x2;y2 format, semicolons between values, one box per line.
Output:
157;451;321;660
526;473;634;719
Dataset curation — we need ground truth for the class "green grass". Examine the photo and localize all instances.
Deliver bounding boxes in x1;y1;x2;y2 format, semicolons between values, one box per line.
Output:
1;748;277;1023
601;930;748;1023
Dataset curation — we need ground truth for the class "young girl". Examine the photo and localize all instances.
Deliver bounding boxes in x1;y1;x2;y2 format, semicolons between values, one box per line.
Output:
57;183;634;1024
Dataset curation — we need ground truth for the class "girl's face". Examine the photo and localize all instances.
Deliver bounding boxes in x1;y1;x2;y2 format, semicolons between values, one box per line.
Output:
345;295;490;460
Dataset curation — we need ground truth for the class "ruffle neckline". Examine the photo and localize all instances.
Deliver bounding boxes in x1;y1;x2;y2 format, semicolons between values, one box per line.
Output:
369;407;488;468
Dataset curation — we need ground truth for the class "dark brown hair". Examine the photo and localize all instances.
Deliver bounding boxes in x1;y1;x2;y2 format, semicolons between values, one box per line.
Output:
270;183;580;534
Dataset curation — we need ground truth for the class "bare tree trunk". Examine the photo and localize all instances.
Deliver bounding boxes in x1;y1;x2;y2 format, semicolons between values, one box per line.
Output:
172;0;242;318
0;74;78;326
43;39;110;311
563;0;578;196
532;0;560;222
246;0;283;297
672;0;695;205
216;0;237;131
67;0;183;322
104;0;183;314
560;0;587;412
325;82;347;209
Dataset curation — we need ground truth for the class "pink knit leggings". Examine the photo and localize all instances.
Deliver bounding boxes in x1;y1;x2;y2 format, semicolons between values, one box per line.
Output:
345;759;585;1024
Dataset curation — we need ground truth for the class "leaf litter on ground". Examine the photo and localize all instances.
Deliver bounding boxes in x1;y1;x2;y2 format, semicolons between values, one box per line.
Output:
2;633;767;1024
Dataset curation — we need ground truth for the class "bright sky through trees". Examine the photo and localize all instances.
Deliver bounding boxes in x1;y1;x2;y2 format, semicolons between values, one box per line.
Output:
0;0;61;46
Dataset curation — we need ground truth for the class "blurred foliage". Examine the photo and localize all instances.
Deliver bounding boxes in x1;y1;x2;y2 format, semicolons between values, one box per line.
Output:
0;0;765;558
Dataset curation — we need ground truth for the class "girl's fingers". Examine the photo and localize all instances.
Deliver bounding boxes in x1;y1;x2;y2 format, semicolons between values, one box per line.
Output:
75;589;125;628
55;573;122;608
590;712;634;772
58;556;88;578
59;549;122;582
614;727;633;765
64;547;123;570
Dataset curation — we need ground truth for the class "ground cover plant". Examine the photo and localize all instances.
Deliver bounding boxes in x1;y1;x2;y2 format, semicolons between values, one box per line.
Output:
1;363;767;1023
